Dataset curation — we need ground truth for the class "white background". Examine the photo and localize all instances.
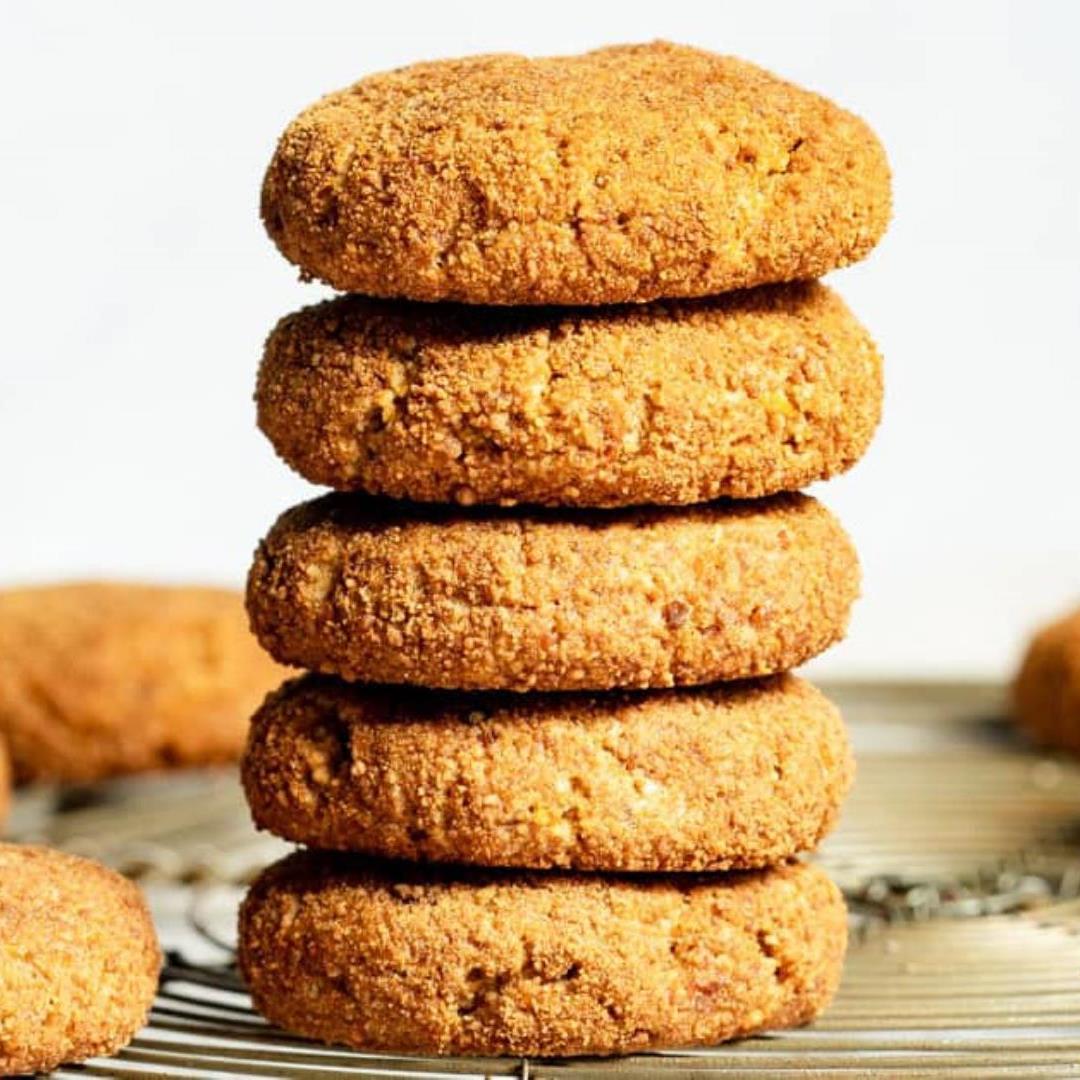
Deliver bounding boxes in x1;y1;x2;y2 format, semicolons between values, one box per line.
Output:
2;0;1077;679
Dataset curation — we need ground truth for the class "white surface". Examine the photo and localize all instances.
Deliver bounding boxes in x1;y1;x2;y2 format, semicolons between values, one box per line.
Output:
1;0;1077;678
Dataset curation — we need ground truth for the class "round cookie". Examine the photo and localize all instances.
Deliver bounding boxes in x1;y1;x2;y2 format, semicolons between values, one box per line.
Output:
0;843;160;1074
246;492;859;692
261;41;891;305
238;853;846;1057
0;582;289;784
243;673;853;871
1014;605;1080;753
257;282;883;507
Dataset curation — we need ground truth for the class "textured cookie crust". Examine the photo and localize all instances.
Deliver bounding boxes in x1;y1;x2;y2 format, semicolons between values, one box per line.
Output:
243;673;853;871
0;582;288;784
257;282;883;507
238;854;846;1057
1014;606;1080;753
261;41;891;305
0;843;161;1075
247;493;859;692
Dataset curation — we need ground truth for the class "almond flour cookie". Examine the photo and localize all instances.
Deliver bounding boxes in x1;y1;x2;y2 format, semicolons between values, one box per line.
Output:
257;282;883;507
238;853;845;1057
246;492;859;692
1014;605;1080;753
0;738;9;828
243;673;852;871
262;42;891;305
0;583;289;784
0;843;160;1075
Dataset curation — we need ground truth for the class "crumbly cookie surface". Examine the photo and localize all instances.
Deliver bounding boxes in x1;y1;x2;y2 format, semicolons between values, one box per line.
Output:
262;41;891;305
1014;606;1080;753
244;673;852;871
0;582;288;783
246;493;859;691
0;843;161;1075
238;853;846;1057
257;282;883;507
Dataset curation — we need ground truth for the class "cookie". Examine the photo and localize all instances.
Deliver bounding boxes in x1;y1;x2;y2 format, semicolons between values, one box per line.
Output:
1014;605;1080;753
257;282;882;507
0;843;160;1074
261;41;890;305
0;737;9;828
0;583;289;784
246;492;859;692
238;853;845;1057
243;673;852;871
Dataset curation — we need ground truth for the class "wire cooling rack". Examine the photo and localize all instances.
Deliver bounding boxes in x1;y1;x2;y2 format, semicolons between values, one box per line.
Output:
15;681;1080;1078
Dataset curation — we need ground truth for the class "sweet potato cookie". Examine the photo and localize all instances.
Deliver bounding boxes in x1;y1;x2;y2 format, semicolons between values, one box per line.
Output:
243;673;852;871
247;492;859;692
238;853;845;1057
262;41;891;305
257;282;882;507
0;582;288;784
1014;605;1080;754
0;843;160;1074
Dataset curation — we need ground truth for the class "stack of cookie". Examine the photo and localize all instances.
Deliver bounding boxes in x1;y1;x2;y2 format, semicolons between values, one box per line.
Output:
238;42;890;1058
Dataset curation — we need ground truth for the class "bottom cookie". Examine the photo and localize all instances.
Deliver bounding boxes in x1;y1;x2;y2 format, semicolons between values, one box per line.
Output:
238;854;845;1058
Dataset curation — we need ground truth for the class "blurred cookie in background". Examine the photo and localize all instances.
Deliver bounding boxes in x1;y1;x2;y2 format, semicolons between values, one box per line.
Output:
1014;605;1080;754
0;842;161;1075
0;582;288;784
0;736;9;827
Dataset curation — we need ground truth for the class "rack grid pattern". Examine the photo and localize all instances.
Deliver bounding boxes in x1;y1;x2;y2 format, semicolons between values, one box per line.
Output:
18;682;1080;1078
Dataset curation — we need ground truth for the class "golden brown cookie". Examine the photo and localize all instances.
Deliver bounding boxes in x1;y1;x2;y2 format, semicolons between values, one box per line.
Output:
257;282;882;507
262;42;891;305
247;493;859;692
0;843;161;1074
238;853;845;1057
0;582;289;784
243;673;852;871
0;737;9;829
1014;605;1080;753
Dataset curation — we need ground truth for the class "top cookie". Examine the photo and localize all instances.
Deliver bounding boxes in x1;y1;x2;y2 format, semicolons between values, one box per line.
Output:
262;42;891;305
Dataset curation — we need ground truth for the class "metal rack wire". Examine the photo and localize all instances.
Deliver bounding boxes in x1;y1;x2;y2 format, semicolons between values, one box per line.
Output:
18;682;1080;1077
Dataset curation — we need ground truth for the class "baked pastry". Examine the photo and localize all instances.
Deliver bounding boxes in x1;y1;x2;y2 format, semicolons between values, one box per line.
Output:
243;673;852;871
262;42;890;305
0;582;288;783
247;493;859;691
1014;605;1080;753
238;852;846;1056
257;282;882;506
0;843;160;1074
